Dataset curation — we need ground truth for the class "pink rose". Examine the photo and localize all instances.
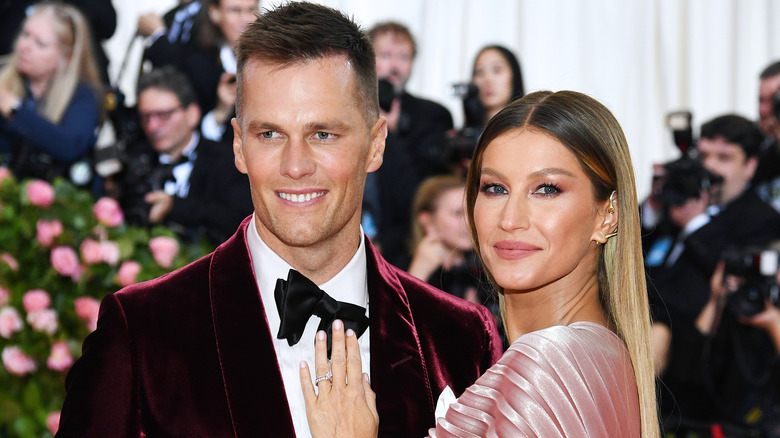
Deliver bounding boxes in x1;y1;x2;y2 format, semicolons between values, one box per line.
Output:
36;219;63;247
0;286;9;307
0;166;11;183
1;252;18;271
51;246;81;279
27;309;58;334
22;289;51;313
0;307;23;339
47;341;73;372
116;260;142;287
26;180;55;208
46;411;61;435
74;296;100;331
93;197;124;227
149;236;179;269
79;239;103;265
100;240;120;266
1;346;37;376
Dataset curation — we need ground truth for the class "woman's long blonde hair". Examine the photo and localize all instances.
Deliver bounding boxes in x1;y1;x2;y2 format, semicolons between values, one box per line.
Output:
0;1;101;123
465;90;659;437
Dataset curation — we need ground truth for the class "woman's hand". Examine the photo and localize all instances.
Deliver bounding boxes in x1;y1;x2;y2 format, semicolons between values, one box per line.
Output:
408;233;448;281
299;319;378;438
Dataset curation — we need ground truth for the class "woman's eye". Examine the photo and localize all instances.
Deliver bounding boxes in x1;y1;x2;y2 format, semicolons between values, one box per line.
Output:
534;184;561;195
481;184;507;195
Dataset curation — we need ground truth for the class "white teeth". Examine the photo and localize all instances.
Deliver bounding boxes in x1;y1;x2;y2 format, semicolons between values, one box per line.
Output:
279;191;324;203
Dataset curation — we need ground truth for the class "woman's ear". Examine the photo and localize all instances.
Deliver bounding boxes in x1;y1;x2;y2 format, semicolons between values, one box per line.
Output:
418;211;435;235
592;191;618;245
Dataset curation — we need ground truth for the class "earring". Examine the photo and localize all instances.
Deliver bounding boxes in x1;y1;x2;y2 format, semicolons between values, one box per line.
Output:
608;190;616;214
605;230;617;239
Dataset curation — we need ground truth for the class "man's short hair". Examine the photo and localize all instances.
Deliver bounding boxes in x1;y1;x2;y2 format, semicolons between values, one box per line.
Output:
700;114;762;158
367;21;417;58
137;66;197;107
234;2;378;124
760;60;780;80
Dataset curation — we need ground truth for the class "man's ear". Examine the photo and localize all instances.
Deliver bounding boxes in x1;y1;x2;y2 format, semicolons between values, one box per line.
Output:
366;117;387;173
232;118;247;175
185;103;202;130
745;156;759;180
592;192;618;245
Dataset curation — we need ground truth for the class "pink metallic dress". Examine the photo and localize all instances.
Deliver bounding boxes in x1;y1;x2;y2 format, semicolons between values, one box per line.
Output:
430;321;640;437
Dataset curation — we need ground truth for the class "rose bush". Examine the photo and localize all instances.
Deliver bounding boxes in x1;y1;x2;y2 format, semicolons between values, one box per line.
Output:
0;172;212;437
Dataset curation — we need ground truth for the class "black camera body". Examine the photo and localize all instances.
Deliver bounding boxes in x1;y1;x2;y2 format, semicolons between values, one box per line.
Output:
116;143;177;227
723;246;780;317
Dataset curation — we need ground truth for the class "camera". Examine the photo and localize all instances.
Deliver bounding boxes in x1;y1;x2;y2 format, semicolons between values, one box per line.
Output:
722;246;780;317
116;143;177;227
440;82;484;164
659;157;722;206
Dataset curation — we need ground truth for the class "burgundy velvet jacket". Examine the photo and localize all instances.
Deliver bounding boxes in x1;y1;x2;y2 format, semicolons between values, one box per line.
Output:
56;217;502;437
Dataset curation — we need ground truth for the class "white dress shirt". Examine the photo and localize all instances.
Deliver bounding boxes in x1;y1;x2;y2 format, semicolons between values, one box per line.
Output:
245;215;371;438
159;131;199;198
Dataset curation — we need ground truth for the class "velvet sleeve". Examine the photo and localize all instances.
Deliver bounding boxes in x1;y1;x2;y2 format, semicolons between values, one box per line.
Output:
56;293;141;438
6;85;99;162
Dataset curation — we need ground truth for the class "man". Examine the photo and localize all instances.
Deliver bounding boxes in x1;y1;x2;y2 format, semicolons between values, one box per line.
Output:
56;3;502;437
137;0;202;74
116;66;252;245
754;61;780;208
697;114;780;247
365;21;454;269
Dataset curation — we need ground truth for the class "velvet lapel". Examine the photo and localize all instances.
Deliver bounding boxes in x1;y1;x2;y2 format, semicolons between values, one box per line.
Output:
365;237;436;436
209;218;295;437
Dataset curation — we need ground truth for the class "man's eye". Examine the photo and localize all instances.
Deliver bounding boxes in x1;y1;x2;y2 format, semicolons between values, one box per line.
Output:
261;131;275;139
315;132;333;140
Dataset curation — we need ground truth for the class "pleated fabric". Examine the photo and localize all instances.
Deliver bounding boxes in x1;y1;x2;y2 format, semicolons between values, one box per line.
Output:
430;321;640;438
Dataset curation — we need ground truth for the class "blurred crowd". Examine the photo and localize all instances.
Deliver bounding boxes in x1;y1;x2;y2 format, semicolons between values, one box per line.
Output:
3;1;780;436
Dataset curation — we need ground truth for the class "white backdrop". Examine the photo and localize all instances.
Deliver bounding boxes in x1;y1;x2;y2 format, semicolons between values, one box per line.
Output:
103;0;780;199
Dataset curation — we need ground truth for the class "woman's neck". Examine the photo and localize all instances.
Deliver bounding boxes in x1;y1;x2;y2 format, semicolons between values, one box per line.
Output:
503;274;606;344
28;77;51;99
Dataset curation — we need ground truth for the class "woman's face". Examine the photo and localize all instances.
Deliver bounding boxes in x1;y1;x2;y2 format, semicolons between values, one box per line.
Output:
15;13;65;84
473;49;514;115
473;128;607;294
424;187;473;252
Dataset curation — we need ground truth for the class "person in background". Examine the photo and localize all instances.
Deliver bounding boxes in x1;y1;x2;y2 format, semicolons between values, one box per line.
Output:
471;44;524;125
137;0;202;75
55;3;501;437
0;0;116;86
0;1;103;189
301;90;659;438
192;0;257;145
363;21;454;270
116;66;252;246
408;175;480;303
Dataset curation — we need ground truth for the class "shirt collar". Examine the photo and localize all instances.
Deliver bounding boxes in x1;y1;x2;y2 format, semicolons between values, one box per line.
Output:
246;214;368;312
159;131;199;165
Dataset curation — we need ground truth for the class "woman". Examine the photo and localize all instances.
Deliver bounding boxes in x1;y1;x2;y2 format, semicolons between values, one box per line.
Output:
300;91;659;437
471;45;524;125
0;2;102;186
408;175;481;303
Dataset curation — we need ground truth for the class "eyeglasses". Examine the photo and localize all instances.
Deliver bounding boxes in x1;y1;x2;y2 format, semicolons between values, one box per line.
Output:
139;106;183;125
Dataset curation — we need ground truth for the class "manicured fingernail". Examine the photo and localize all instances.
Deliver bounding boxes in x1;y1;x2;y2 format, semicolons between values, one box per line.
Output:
363;373;370;382
300;361;306;369
334;319;342;330
346;329;354;337
317;330;326;340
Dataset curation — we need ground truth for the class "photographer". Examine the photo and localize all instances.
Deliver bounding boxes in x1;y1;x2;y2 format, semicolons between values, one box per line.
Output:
667;246;780;436
116;66;252;246
364;21;454;269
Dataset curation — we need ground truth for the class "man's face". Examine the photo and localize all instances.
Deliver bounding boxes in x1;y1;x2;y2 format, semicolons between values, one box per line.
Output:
698;137;757;205
373;32;414;93
209;0;258;47
137;88;199;156
759;74;780;138
233;56;386;258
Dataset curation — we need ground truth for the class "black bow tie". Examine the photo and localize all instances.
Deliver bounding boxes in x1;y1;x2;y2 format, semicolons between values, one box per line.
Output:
274;269;369;357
